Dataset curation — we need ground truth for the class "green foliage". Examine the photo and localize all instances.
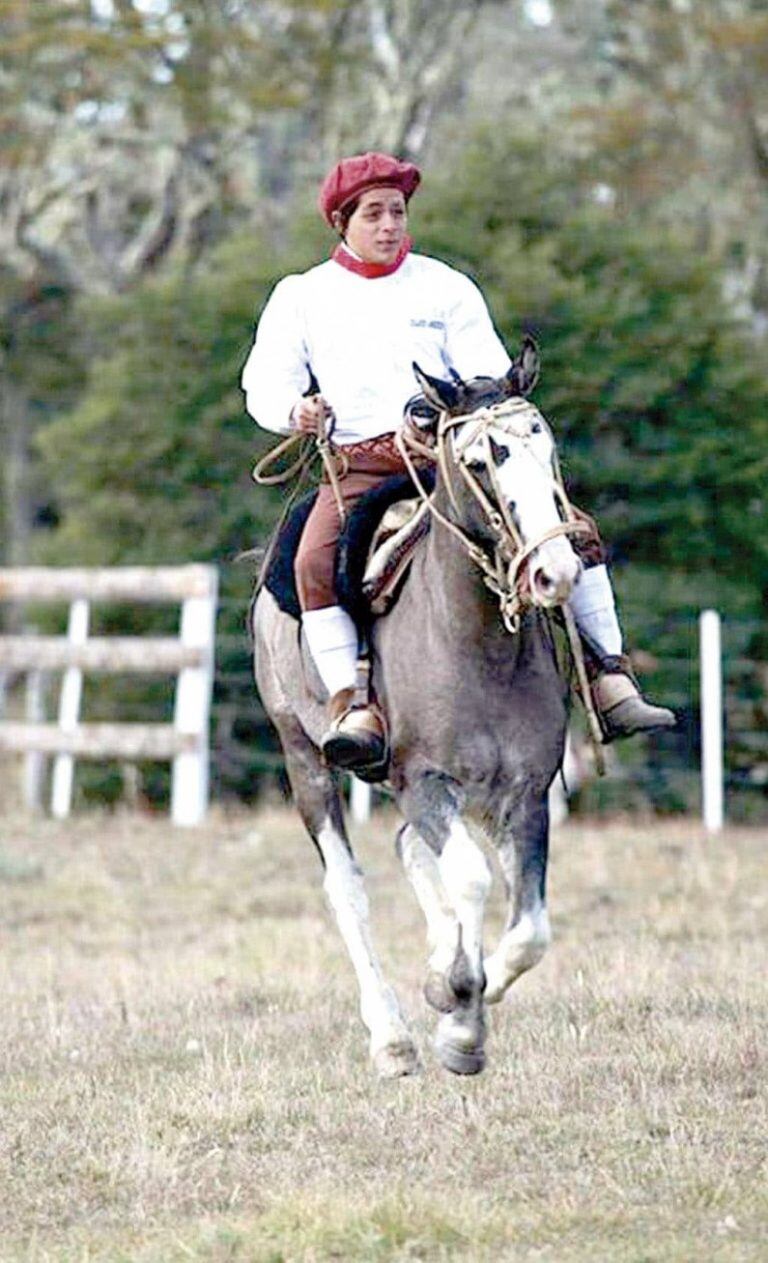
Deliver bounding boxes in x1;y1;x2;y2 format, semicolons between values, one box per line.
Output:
37;234;285;566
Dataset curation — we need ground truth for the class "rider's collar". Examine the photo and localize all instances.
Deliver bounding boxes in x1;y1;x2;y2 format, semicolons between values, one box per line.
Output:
331;236;412;279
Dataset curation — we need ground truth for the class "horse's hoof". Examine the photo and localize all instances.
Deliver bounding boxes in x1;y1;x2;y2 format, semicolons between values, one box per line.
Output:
435;1010;486;1075
435;1038;486;1076
373;1039;422;1079
424;971;458;1013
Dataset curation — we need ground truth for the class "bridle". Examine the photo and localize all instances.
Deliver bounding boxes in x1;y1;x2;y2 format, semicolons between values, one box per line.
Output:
395;396;590;633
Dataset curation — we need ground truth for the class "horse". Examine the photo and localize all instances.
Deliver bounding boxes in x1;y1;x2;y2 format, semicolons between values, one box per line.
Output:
251;337;585;1077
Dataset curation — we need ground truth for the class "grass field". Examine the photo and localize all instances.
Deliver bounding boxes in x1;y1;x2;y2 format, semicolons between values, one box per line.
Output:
0;803;766;1262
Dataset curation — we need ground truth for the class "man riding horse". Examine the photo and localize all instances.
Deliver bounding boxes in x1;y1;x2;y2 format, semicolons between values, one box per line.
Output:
241;152;675;771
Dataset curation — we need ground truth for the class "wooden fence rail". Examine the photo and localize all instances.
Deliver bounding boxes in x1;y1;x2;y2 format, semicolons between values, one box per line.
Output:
0;723;198;760
0;565;218;826
0;637;205;673
0;566;216;602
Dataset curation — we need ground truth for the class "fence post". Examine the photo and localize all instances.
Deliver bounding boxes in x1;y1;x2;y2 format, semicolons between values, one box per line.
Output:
350;776;372;824
24;670;47;811
700;609;724;833
51;598;90;820
171;570;218;827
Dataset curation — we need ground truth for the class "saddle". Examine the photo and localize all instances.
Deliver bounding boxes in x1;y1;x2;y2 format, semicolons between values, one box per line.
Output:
261;470;435;626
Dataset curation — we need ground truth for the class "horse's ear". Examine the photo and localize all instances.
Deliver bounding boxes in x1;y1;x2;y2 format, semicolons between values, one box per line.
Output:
412;362;461;412
505;335;540;396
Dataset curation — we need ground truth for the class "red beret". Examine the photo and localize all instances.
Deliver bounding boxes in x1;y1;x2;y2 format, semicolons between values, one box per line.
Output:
318;152;421;226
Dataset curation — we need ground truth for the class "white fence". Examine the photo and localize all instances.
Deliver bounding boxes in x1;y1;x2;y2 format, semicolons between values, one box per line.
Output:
0;566;218;826
700;608;724;833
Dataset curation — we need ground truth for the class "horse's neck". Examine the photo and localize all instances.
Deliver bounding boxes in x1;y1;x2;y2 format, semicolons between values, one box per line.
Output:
422;499;518;654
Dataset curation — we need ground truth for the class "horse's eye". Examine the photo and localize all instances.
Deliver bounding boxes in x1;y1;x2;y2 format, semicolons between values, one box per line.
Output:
489;437;511;464
532;423;542;434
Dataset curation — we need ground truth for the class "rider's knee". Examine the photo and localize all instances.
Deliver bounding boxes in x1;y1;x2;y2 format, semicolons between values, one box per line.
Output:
295;541;337;610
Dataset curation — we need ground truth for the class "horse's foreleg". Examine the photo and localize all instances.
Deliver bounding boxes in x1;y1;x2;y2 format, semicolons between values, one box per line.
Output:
402;776;491;1075
484;796;551;1004
279;723;420;1078
396;824;460;1013
317;817;421;1077
434;817;492;1074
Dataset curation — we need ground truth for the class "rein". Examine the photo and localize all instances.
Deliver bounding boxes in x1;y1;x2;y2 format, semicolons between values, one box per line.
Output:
250;409;349;602
396;399;589;635
252;409;349;523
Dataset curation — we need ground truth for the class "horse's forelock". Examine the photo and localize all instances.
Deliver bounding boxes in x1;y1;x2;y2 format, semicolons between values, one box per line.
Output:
451;374;511;416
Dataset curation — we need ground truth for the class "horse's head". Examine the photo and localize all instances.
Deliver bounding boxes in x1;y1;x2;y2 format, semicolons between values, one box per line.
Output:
411;338;581;612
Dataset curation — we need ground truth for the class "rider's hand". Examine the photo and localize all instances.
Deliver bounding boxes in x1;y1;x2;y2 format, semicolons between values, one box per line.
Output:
290;395;332;435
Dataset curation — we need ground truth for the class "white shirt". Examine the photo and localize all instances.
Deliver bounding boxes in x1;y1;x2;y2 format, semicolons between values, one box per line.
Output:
241;250;512;445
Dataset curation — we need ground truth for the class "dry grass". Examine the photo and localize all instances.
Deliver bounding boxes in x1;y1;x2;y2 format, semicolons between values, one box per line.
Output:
0;804;765;1261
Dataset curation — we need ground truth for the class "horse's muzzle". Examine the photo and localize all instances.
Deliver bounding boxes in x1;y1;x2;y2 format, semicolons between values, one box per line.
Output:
529;542;581;608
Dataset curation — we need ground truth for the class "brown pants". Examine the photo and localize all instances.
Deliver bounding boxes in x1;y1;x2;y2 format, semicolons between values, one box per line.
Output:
295;433;410;611
571;506;606;569
294;432;606;611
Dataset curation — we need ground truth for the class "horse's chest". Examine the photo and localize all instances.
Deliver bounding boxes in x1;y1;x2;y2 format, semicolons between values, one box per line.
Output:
376;594;566;791
417;672;562;784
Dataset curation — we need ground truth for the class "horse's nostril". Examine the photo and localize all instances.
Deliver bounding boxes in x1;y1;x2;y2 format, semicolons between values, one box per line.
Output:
531;566;572;606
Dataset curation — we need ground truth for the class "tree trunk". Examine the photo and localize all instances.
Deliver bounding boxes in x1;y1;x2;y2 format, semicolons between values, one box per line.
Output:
0;379;33;570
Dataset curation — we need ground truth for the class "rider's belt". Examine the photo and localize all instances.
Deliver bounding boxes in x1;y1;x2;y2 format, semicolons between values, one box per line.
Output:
321;432;407;482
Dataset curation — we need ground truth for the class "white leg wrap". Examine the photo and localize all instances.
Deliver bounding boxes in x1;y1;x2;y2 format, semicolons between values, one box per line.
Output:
301;605;358;696
568;563;623;658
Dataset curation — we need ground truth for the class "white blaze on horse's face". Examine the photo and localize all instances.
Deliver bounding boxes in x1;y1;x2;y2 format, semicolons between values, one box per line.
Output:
456;400;581;608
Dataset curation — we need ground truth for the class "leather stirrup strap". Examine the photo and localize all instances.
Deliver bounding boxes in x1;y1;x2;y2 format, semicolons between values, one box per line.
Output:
562;605;606;775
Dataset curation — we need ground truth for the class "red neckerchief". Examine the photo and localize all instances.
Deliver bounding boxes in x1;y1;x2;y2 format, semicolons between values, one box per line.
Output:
331;236;412;279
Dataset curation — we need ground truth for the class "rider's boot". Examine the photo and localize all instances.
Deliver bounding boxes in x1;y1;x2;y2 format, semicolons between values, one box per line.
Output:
569;564;676;742
301;605;388;773
322;687;387;771
590;653;676;742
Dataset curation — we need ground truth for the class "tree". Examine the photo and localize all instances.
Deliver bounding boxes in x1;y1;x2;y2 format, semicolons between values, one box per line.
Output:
0;276;83;571
316;0;502;160
551;0;768;326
